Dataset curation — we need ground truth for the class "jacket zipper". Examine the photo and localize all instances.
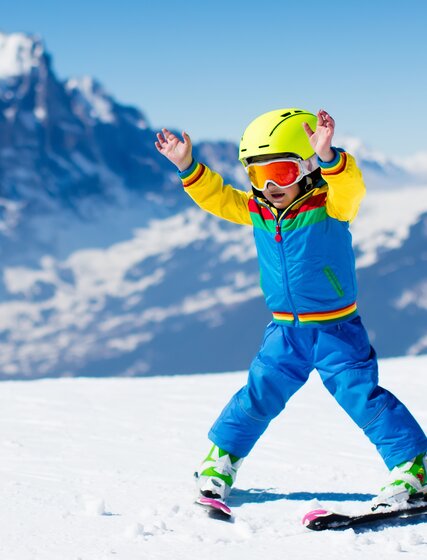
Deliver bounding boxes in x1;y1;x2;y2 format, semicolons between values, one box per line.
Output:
278;190;314;224
255;190;315;325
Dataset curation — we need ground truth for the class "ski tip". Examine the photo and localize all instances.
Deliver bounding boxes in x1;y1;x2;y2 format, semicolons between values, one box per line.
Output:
196;496;232;516
302;509;330;526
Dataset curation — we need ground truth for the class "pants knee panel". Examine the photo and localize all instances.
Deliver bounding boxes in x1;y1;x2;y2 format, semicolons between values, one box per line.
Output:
322;368;388;428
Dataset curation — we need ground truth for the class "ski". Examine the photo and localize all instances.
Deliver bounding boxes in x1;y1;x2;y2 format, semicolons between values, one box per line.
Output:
195;496;233;519
303;495;427;531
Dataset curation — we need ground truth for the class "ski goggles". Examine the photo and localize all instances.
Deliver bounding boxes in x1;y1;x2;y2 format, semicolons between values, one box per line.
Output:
245;155;319;191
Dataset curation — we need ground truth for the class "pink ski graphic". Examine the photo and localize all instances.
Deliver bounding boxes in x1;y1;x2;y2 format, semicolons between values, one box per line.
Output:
302;509;330;526
195;496;232;517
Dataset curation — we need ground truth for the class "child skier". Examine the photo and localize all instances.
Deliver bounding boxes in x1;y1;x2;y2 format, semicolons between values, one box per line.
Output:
155;108;427;510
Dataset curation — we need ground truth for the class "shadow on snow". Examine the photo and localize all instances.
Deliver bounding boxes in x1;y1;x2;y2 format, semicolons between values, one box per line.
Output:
228;488;376;507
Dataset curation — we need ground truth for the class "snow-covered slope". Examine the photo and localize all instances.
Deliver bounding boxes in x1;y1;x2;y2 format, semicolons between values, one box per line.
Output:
1;355;426;559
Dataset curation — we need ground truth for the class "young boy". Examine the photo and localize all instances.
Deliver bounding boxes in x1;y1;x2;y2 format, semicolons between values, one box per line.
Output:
155;108;427;510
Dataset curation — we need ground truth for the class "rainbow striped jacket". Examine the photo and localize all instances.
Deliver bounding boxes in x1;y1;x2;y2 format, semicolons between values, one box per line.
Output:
179;149;366;327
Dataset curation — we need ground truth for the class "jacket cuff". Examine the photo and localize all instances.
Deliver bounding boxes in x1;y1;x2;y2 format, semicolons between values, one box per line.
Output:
178;160;206;188
318;148;347;176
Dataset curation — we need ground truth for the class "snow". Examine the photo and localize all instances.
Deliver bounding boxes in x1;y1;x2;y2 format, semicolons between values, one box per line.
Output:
408;335;427;356
1;355;427;559
0;197;23;234
351;184;427;268
0;32;42;79
34;106;47;121
0;208;261;377
395;282;427;311
337;134;391;166
402;151;427;180
66;77;116;124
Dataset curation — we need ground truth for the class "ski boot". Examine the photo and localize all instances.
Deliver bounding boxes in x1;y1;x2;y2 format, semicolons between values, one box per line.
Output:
372;453;427;510
195;444;243;501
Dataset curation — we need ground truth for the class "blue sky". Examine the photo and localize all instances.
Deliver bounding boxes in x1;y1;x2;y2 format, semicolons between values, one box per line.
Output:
2;0;426;158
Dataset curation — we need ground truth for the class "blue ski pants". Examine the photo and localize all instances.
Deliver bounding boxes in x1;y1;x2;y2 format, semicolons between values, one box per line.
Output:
208;317;427;469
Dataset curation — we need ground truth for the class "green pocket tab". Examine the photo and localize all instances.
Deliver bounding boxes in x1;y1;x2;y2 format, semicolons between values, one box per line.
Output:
323;266;345;297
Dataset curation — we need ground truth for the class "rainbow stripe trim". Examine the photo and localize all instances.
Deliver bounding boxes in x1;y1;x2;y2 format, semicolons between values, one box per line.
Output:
319;149;347;176
249;190;328;233
282;192;327;232
179;160;206;188
271;311;294;324
273;302;358;326
284;191;327;220
248;198;277;232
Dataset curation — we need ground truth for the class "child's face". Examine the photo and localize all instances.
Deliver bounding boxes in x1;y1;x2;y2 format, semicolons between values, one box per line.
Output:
262;181;301;210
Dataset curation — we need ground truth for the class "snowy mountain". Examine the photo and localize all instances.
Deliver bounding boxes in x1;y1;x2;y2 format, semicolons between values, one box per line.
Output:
0;31;426;379
1;355;427;558
336;135;420;189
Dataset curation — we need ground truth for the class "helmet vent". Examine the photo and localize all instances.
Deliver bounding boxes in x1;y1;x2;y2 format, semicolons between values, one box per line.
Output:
269;111;312;136
258;144;270;148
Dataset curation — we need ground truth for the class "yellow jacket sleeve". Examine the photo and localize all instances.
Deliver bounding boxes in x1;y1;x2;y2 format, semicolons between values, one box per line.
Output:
178;161;252;226
320;149;366;222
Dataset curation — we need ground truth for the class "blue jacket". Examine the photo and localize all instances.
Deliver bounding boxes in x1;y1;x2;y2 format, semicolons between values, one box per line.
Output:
179;148;365;327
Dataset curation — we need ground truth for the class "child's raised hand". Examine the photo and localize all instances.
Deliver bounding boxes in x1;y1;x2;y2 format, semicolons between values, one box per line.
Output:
302;110;335;163
155;128;193;172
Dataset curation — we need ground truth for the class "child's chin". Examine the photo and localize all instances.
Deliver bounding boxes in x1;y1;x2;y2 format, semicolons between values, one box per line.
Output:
272;199;287;209
269;195;285;204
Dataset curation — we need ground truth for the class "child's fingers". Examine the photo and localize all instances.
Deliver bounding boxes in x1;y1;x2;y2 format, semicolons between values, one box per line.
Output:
162;128;177;141
302;122;314;137
156;132;167;145
319;109;334;126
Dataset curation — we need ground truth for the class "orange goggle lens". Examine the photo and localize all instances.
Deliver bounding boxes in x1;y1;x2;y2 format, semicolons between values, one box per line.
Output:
246;159;304;191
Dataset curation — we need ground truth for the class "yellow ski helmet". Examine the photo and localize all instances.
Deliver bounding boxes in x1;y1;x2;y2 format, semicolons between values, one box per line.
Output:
239;108;317;165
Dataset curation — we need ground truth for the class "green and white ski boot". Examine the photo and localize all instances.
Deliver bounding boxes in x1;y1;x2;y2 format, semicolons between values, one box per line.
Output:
372;453;427;510
195;444;243;501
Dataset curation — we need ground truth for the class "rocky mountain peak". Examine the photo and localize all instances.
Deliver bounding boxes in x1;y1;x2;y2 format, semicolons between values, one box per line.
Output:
0;32;48;80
